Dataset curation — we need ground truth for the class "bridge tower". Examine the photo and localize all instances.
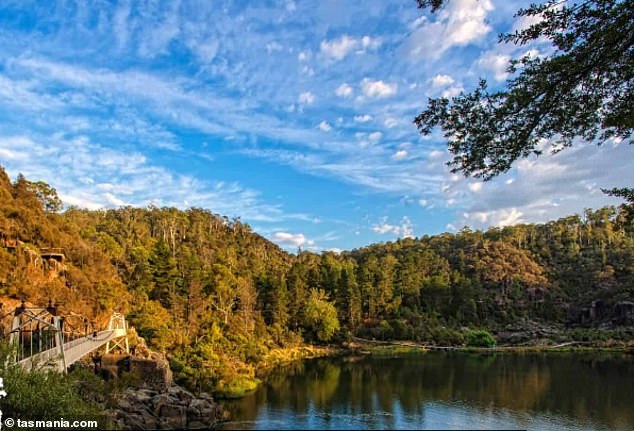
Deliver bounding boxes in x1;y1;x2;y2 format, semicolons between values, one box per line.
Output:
105;312;129;354
8;300;66;372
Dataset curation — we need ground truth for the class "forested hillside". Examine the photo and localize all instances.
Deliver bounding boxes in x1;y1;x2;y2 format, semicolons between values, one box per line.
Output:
1;166;632;393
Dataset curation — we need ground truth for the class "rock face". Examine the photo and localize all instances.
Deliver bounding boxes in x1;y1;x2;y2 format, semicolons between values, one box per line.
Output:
109;385;225;430
129;329;174;392
107;330;225;429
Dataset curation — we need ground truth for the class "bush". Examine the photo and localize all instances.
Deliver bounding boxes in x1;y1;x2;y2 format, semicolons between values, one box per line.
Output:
465;330;496;348
431;327;464;346
0;344;105;423
389;319;411;340
214;376;260;399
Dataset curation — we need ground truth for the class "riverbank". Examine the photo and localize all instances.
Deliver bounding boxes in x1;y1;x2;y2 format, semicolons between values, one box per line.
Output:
218;347;634;431
217;334;632;401
348;336;632;354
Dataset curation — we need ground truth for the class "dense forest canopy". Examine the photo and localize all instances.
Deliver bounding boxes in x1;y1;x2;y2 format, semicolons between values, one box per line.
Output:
1;167;633;392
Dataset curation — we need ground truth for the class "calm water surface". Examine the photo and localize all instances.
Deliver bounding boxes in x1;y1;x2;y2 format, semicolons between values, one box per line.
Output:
221;352;634;430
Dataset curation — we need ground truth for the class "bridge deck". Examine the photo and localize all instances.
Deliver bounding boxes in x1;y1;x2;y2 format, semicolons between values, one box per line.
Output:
17;328;126;371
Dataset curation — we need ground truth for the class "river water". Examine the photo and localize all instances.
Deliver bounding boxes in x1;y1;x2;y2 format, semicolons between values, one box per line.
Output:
221;351;634;430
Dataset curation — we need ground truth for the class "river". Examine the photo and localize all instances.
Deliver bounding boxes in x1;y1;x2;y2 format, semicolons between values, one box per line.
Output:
220;351;634;430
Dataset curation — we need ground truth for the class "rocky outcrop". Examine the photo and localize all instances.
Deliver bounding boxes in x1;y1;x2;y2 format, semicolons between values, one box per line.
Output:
109;383;225;430
127;329;174;392
107;330;226;429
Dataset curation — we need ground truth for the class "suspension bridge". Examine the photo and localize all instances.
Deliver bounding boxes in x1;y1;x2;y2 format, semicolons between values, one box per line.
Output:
0;300;129;373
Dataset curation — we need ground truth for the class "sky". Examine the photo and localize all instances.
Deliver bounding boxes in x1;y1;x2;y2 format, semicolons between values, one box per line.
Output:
0;0;631;253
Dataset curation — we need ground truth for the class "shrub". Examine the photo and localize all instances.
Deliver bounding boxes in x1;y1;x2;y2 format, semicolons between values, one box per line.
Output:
389;319;411;340
0;343;104;423
432;327;464;346
465;330;496;348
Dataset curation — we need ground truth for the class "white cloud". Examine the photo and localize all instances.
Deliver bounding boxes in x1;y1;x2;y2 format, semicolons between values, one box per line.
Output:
318;121;331;132
320;35;357;60
476;52;511;81
298;91;315;104
392;150;408;160
361;36;382;50
403;0;494;60
0;133;303;223
0;76;63;111
335;83;353;98
368;131;382;143
266;41;283;53
354;114;372;123
451;139;634;230
441;85;464;98
372;223;396;234
9;57;328;148
468;182;483;192
431;74;455;88
320;34;381;61
271;231;314;248
429;74;463;97
463;207;524;227
384;117;398;128
104;192;126;206
360;78;397;98
372;216;414;238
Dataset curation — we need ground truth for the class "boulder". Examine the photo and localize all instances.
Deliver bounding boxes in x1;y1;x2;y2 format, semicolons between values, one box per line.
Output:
109;385;223;430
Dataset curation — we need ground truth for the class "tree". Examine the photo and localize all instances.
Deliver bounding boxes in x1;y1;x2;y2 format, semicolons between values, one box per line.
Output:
257;275;289;327
602;187;634;204
208;264;237;325
414;0;633;180
149;239;179;308
303;289;340;343
26;179;63;213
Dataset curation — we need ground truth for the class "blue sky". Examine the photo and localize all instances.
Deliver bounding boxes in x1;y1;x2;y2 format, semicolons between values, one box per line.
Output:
0;0;631;252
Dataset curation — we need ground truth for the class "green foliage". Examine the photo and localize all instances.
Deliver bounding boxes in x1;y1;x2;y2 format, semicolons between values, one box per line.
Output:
0;344;102;422
602;187;634;204
127;300;175;351
431;327;465;346
25;180;63;213
465;330;497;348
214;376;260;399
303;289;340;343
414;0;634;179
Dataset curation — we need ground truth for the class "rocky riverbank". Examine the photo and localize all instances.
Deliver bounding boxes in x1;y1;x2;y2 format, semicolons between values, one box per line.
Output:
99;331;227;430
109;385;225;430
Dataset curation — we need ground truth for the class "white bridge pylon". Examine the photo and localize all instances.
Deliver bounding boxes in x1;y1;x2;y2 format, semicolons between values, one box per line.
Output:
105;312;129;355
8;305;129;373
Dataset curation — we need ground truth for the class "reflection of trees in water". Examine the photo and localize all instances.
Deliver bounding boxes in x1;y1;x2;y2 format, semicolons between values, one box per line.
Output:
305;362;341;409
224;353;634;429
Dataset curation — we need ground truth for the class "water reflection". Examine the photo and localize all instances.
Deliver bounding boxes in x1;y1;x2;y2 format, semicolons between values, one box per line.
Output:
222;352;634;430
